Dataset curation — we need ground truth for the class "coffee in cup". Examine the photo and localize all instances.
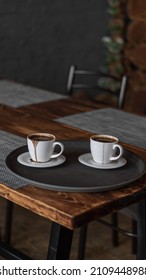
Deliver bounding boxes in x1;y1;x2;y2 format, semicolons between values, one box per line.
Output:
27;133;64;162
90;134;123;164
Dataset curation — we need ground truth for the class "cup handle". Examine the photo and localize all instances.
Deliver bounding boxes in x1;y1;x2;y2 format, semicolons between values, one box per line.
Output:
110;144;123;161
51;142;64;159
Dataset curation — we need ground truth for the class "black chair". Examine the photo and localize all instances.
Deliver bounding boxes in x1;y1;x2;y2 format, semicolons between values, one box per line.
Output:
66;65;97;93
66;65;127;109
66;65;143;259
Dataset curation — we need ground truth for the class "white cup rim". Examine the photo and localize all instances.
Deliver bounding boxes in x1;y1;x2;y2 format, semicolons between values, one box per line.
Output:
90;134;118;143
27;132;55;141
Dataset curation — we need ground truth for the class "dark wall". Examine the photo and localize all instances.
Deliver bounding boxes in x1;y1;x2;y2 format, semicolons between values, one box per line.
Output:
0;0;108;94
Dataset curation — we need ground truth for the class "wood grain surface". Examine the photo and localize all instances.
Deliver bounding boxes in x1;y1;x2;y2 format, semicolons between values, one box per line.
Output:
0;93;146;230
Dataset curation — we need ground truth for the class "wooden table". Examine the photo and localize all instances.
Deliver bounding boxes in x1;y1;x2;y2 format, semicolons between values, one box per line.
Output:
0;86;146;260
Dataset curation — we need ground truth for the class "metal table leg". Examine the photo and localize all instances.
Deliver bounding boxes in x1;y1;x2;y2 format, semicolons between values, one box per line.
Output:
47;222;73;260
78;225;88;259
4;201;13;244
137;201;146;259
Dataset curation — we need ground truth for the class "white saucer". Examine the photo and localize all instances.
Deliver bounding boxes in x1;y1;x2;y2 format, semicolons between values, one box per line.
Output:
78;153;127;169
17;152;66;168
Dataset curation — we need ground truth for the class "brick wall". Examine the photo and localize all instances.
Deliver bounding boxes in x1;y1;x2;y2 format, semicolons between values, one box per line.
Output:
0;0;108;94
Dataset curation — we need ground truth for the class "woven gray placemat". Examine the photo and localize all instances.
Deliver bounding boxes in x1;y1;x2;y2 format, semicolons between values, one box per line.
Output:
0;130;27;189
56;108;146;150
0;80;67;107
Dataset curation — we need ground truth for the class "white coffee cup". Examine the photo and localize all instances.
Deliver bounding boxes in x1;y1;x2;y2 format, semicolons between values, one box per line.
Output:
27;133;64;162
90;134;123;164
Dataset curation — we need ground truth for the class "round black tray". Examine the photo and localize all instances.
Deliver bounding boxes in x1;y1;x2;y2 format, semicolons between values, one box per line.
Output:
5;141;146;192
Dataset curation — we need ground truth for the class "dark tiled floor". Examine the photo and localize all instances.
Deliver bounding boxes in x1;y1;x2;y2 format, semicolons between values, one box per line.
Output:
0;197;135;260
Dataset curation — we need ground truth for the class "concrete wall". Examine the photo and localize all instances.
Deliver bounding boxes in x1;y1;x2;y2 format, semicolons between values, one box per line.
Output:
0;0;108;94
